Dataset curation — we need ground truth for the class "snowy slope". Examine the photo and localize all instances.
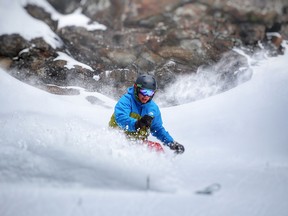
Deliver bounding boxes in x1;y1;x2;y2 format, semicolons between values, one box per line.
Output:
1;47;288;216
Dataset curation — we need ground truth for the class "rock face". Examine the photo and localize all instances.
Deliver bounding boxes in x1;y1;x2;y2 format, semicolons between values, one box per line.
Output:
0;0;287;103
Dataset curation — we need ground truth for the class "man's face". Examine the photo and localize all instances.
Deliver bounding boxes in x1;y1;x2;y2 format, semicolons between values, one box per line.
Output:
138;93;151;104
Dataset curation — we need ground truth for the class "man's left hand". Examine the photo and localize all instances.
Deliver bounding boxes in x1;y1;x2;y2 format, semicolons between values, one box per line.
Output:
169;142;185;154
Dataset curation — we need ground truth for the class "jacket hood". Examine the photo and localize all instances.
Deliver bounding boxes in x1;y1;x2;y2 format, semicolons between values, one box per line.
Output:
128;86;141;104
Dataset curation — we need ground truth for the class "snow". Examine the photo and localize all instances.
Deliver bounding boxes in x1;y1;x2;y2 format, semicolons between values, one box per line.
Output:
55;8;107;31
0;0;61;48
0;0;106;49
1;0;288;216
26;0;107;31
54;52;94;71
1;48;288;215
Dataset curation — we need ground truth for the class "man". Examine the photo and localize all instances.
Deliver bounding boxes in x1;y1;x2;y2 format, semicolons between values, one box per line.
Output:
109;74;185;154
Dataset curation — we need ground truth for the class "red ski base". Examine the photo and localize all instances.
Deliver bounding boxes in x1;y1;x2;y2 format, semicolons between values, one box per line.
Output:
143;140;164;153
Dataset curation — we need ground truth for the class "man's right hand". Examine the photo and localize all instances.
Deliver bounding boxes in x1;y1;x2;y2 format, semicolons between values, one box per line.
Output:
135;115;153;130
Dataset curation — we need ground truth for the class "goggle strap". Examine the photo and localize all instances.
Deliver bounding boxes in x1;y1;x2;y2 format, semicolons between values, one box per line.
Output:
134;83;142;88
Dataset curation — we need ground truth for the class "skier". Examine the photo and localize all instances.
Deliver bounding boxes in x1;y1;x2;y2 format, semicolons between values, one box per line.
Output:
109;74;185;154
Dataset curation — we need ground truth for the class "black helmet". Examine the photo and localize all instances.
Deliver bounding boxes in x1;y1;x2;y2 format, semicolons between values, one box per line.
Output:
135;74;157;90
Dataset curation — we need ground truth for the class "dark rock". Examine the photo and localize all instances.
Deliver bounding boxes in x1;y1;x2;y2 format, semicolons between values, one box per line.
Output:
263;22;285;55
25;4;58;31
46;0;81;14
0;57;12;70
0;34;29;57
239;23;266;45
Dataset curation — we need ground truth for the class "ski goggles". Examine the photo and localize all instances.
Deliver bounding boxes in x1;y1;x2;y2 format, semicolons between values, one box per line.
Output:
139;88;155;97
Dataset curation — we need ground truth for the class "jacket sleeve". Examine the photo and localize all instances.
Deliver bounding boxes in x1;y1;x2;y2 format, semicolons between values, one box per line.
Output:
150;109;174;145
114;95;137;132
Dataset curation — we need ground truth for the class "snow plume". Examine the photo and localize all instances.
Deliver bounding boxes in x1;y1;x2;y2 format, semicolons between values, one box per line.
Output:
0;114;176;191
156;50;254;107
0;69;178;192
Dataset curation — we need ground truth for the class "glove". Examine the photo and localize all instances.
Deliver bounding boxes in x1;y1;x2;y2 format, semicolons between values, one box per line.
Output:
135;115;154;130
169;141;185;154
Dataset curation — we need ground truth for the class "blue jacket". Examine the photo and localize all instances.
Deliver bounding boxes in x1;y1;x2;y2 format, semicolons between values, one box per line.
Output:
110;86;174;145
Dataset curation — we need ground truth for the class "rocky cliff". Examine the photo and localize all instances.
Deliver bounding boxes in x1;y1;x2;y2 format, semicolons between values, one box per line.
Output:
0;0;287;104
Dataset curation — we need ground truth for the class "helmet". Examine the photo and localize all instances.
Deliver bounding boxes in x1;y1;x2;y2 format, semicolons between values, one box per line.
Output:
135;74;157;90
